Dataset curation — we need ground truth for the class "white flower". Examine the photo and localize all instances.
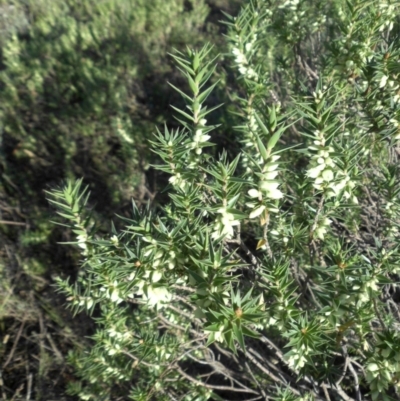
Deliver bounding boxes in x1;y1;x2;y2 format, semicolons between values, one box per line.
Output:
315;217;331;240
248;115;258;131
143;286;172;308
169;173;181;184
248;189;261;198
110;235;119;245
325;157;335;167
194;129;203;139
220;213;232;226
307;164;325;178
322;217;331;226
334;179;347;191
286;351;307;370
249;205;266;219
315;226;327;239
205;326;225;343
266;188;284;199
264;162;279;172
152;271;162;283
214;327;225;342
322;169;334;181
193;129;211;143
263;171;278;179
246;68;258;79
110;289;123;304
259;180;280;192
379;75;388;88
366;363;380;377
168;173;187;190
212;207;240;239
365;277;378;291
77;233;88;250
235;54;247;65
263;162;279;180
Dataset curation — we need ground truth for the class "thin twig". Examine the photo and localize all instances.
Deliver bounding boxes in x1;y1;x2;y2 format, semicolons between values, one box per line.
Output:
335;354;349;386
244;360;269;401
176;365;260;395
3;319;26;369
26;374;32;401
348;360;362;401
0;220;26;226
321;383;331;401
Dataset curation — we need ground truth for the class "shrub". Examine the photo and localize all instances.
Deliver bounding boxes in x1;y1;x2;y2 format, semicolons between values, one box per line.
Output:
49;0;400;400
0;0;215;214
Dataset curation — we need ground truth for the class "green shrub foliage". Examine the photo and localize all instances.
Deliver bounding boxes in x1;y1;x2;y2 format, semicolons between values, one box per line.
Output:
0;0;213;243
49;0;400;400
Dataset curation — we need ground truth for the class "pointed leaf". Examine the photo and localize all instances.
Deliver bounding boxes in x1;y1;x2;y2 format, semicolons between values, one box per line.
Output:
233;323;245;351
254;111;270;136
